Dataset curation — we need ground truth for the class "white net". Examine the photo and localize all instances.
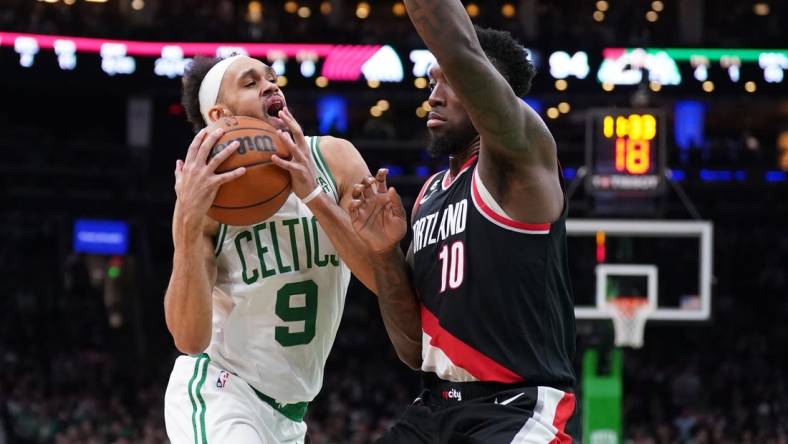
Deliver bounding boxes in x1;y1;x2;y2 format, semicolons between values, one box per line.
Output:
606;298;652;348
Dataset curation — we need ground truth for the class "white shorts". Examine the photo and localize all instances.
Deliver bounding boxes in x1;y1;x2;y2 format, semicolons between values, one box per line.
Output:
164;354;307;444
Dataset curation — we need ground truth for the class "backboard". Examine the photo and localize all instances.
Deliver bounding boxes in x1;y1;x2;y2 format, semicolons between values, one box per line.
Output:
567;219;713;321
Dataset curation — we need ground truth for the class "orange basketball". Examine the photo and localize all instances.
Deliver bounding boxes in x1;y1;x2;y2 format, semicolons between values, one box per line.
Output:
205;116;291;226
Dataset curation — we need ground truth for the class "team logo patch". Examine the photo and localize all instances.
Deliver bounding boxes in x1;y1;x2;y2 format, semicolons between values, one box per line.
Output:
441;388;462;402
420;179;440;205
216;371;230;389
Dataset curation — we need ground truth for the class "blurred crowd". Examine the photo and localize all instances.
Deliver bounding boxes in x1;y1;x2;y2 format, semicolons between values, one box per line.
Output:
1;185;786;444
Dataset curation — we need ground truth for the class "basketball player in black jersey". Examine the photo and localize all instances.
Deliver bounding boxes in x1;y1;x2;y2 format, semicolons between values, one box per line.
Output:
349;1;578;442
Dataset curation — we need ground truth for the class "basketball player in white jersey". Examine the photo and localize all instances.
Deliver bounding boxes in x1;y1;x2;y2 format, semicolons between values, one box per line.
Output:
163;55;395;443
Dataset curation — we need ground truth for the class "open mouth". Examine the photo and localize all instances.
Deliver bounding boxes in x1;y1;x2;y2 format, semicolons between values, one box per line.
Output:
264;97;286;128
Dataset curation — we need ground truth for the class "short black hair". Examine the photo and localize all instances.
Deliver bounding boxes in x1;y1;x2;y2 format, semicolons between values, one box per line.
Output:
475;26;536;97
181;56;222;132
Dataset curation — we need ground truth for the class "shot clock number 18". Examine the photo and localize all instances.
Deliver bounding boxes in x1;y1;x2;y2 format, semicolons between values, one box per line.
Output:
586;109;666;196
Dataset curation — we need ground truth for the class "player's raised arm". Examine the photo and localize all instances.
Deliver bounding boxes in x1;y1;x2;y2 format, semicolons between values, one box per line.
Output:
405;0;563;224
404;0;539;159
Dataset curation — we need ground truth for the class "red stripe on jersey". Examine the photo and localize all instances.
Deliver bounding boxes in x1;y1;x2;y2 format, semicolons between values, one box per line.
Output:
549;392;576;444
442;154;479;189
470;169;552;232
421;305;523;384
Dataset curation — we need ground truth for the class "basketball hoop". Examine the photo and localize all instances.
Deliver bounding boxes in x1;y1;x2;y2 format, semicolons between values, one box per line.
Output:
606;297;652;348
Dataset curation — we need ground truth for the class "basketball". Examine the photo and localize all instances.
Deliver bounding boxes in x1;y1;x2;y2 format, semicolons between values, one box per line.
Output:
205;116;291;226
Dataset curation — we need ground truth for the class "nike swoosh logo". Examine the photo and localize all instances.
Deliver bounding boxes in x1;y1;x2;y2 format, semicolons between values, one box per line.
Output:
500;392;525;406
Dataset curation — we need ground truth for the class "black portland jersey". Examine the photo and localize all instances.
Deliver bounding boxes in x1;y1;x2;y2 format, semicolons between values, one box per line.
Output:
411;155;576;387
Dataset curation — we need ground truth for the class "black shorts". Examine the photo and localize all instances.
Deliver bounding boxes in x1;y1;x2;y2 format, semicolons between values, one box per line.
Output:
375;377;578;444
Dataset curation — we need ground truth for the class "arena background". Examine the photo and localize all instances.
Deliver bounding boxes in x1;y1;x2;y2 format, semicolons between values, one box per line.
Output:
0;0;786;443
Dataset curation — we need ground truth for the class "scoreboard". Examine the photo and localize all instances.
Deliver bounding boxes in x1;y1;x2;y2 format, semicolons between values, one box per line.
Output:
585;109;666;196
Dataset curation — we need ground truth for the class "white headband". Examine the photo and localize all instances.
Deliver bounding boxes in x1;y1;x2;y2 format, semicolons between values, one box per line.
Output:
198;55;247;123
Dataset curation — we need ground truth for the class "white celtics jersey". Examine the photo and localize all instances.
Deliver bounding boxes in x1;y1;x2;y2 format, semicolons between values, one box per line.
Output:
208;136;351;404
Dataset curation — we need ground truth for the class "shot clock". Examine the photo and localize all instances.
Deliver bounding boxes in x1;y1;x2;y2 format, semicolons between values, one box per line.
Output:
585;109;666;196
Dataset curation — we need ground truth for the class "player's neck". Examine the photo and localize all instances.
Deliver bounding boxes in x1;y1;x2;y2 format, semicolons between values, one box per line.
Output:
448;136;480;177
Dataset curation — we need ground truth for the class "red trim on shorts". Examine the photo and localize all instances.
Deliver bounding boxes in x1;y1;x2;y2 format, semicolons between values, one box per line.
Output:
549;392;576;444
470;169;552;233
420;305;523;384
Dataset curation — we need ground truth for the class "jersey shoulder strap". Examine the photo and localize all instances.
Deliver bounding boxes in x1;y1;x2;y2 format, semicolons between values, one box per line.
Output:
308;136;340;204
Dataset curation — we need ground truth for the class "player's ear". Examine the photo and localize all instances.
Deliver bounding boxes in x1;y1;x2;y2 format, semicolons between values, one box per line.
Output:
206;105;231;123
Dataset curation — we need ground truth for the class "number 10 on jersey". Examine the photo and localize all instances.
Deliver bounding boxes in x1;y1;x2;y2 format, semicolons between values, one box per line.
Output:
438;241;465;292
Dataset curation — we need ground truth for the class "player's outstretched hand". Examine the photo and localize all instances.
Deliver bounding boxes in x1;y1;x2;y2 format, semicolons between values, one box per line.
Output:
270;107;320;200
349;168;407;254
174;127;244;237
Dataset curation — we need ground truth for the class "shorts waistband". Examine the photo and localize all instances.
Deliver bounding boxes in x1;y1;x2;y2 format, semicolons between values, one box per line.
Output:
250;387;308;423
191;353;309;422
421;372;572;403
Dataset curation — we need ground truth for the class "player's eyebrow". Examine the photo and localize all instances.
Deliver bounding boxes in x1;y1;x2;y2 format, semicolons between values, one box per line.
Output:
238;68;259;81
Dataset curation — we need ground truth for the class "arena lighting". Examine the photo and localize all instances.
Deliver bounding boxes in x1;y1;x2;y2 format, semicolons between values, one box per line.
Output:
593;11;605;22
414;77;428;89
699;169;747;182
284;1;298;14
668;169;685;181
247;0;263;23
466;3;479;18
651;1;664;12
0;32;400;82
598;48;681;85
645;11;658;22
74;220;129;255
558;102;570;113
555;79;568;91
356;2;370;19
702;81;714;92
315;76;328;87
549;51;590;79
392;2;406;16
546;107;559;119
596;1;609;12
317;95;347;134
753;2;770;16
765;171;786;182
297;6;311;18
376;100;390;111
744;81;757;92
131;0;144;11
501;4;515;18
600;48;788;86
320;1;332;15
673;100;705;162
